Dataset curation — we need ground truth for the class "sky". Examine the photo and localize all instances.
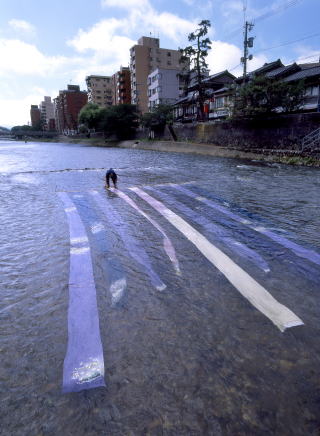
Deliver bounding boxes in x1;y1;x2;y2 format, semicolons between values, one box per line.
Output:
0;0;319;128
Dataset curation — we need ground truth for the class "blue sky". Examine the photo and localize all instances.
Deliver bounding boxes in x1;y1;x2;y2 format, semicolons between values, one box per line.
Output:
0;0;319;127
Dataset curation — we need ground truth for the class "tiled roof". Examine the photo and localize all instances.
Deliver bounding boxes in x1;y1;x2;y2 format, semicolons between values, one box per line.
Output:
173;92;196;105
299;62;320;70
245;59;283;78
212;87;231;94
203;70;236;83
265;63;298;78
283;66;320;82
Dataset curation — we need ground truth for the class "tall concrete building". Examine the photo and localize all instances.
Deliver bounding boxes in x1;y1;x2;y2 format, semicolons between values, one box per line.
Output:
30;105;41;128
39;96;55;130
148;68;185;110
54;85;87;134
86;75;113;107
130;36;185;113
112;67;131;105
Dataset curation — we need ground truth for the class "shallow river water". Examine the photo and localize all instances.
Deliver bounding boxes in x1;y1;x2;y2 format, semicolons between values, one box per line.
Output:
1;140;320;435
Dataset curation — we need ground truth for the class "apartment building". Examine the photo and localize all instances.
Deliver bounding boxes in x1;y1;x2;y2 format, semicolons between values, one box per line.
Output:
130;36;185;113
112;67;131;105
30;105;41;128
39;96;55;130
148;68;184;110
86;75;113;107
54;85;88;133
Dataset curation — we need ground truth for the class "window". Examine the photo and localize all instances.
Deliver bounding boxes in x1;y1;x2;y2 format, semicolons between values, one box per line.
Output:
214;97;224;108
167;52;171;57
167;61;172;66
305;86;319;96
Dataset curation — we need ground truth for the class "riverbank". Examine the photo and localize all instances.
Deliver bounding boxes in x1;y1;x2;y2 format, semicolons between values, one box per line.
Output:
57;136;320;167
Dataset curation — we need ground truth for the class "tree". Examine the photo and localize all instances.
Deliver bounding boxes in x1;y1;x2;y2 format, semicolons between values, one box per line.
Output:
140;104;173;133
11;125;34;132
179;20;212;121
101;104;139;140
78;103;103;130
233;76;305;118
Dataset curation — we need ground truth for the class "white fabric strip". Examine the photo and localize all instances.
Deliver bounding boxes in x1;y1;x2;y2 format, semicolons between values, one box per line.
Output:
130;187;304;332
110;188;180;275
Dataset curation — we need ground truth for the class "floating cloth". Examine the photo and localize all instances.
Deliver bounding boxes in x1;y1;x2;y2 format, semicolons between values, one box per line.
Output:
90;191;166;291
146;186;269;273
72;193;127;307
130;187;303;332
173;184;320;266
111;188;180;275
58;192;105;393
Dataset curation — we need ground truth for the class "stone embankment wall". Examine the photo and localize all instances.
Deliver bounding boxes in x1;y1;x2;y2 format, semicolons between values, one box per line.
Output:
155;113;320;151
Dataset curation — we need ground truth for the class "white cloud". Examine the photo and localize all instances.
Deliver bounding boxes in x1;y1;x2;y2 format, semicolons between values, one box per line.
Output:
208;40;242;75
0;93;52;127
68;19;133;53
8;19;36;35
207;40;268;77
0;38;81;77
69;4;196;57
101;0;149;8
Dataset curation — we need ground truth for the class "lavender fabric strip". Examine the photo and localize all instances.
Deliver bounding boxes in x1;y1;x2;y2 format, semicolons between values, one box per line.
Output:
130;187;303;332
111;188;180;275
146;186;270;273
71;194;127;307
173;185;320;266
58;192;105;393
90;191;166;291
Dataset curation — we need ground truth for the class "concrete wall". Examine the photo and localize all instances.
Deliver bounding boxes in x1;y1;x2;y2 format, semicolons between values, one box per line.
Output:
159;113;320;150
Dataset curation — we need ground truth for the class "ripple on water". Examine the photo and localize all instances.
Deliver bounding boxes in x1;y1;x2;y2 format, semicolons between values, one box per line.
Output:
1;141;320;435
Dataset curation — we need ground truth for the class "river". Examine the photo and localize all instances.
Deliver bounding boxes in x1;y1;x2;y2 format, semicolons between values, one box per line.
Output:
1;140;320;435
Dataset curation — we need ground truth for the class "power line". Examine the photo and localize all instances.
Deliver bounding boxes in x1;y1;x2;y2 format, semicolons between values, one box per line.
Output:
220;0;304;41
253;0;303;24
229;63;242;72
253;31;320;55
288;53;320;63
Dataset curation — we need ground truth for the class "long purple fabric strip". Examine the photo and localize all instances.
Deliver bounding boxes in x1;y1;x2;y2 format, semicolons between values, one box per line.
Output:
111;188;180;275
58;192;105;393
90;191;166;291
146;186;270;273
173;185;320;266
130;187;303;332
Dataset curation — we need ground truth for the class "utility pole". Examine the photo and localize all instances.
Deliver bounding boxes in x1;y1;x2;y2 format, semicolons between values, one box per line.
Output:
241;21;254;84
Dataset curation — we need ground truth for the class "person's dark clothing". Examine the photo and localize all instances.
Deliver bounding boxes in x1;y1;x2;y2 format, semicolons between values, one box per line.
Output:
106;168;117;188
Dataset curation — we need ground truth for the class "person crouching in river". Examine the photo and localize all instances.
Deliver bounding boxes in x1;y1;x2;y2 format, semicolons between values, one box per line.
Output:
106;168;117;189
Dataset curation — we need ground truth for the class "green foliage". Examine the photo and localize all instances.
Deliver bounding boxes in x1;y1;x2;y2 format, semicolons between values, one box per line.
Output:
78;103;103;129
78;103;139;139
101;104;139;139
11;125;35;132
140;104;173;130
179;20;212;120
234;76;305;117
